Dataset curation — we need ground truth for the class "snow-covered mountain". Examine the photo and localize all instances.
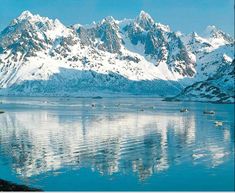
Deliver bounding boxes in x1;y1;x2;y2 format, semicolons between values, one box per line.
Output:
169;57;234;103
170;29;234;103
0;10;234;102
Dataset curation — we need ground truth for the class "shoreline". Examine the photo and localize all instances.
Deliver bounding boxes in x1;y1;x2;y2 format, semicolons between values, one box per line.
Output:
0;179;41;191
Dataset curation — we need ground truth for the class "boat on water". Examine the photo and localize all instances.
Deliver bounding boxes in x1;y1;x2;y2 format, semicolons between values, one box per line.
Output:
115;103;121;107
180;108;188;112
214;121;223;126
203;110;215;115
92;96;103;99
0;110;5;114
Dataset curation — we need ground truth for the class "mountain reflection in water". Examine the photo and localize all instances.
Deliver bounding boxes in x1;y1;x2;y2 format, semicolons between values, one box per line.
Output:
0;99;234;184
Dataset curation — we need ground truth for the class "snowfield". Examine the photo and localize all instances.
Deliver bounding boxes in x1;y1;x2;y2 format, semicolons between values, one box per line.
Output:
0;11;234;102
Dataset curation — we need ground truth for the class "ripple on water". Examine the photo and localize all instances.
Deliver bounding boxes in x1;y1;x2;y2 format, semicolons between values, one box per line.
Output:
0;98;234;190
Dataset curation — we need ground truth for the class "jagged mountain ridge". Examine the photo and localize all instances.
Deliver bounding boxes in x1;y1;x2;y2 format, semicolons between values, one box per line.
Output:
169;58;234;103
0;10;233;101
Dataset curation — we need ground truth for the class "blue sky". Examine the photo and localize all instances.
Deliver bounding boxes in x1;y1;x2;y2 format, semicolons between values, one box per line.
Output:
0;0;233;35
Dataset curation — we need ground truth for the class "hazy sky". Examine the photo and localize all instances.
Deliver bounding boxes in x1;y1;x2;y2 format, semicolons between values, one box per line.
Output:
0;0;233;35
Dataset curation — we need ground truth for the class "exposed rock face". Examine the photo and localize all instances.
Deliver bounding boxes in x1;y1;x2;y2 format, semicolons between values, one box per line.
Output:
0;10;234;102
170;58;235;103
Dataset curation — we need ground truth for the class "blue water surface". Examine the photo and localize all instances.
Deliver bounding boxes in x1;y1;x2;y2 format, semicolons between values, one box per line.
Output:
0;97;234;191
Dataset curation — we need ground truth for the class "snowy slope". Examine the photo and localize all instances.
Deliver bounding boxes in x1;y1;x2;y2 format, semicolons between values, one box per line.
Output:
168;56;234;103
0;11;234;101
172;28;234;103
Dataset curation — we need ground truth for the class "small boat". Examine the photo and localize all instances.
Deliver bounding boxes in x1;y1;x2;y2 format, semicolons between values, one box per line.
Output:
203;110;215;115
0;110;5;114
92;96;103;99
214;121;223;127
140;109;144;111
180;108;188;113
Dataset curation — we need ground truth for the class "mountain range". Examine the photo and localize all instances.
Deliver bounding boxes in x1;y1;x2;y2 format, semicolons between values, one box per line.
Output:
0;10;234;103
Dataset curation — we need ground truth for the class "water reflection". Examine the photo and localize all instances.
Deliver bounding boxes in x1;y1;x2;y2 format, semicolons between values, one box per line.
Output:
0;102;233;182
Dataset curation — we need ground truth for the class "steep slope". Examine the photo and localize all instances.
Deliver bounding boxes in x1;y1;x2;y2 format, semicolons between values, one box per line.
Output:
202;25;234;48
0;11;192;96
74;11;196;80
0;10;233;100
0;11;79;88
169;25;234;103
169;56;234;103
120;11;196;79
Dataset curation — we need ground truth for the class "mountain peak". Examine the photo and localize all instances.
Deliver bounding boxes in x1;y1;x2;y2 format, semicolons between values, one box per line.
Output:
15;10;44;25
204;25;219;36
18;10;34;20
102;16;116;24
0;10;233;100
191;32;199;38
136;10;155;30
205;25;217;31
15;10;65;29
138;10;153;21
203;25;233;44
203;25;229;38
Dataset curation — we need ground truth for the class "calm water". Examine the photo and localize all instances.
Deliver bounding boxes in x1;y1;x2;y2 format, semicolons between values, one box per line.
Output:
0;97;234;191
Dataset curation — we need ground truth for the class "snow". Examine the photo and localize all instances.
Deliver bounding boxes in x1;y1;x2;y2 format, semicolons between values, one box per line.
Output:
138;10;154;21
0;10;234;101
156;23;170;32
201;25;233;49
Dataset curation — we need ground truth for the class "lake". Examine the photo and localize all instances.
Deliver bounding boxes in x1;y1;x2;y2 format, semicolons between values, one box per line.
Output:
0;97;234;191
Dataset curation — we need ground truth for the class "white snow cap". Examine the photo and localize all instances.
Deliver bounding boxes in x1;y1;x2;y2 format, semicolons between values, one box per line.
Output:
137;10;154;22
101;16;116;24
139;10;152;19
203;25;220;37
192;32;199;37
18;10;34;20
